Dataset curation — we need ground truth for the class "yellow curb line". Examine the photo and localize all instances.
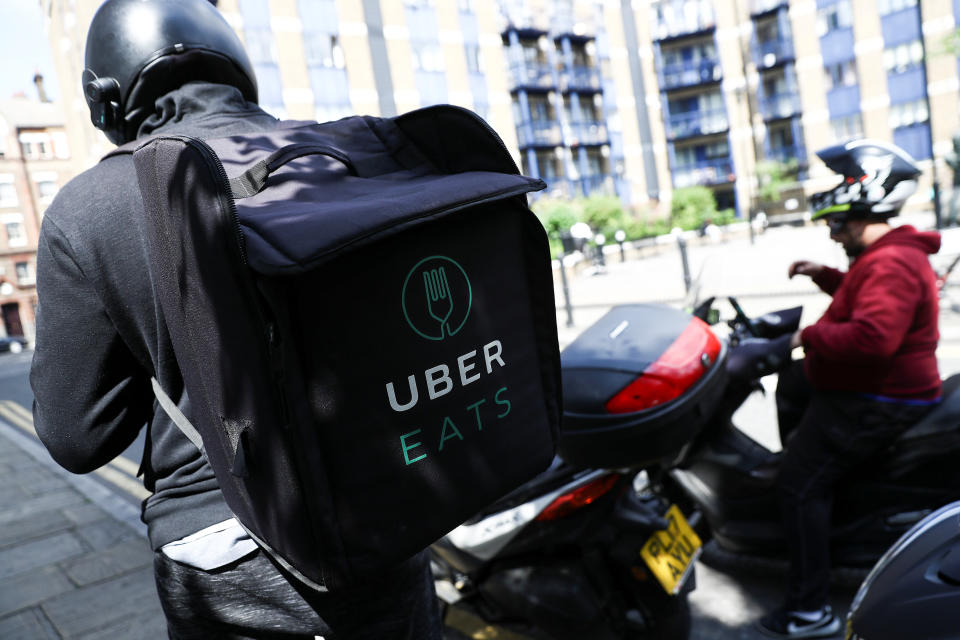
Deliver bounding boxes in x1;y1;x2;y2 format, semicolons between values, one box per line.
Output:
0;400;149;500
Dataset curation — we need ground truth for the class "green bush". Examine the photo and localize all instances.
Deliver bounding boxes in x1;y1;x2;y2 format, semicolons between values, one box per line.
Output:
713;208;737;226
580;194;628;238
533;197;582;238
670;186;718;231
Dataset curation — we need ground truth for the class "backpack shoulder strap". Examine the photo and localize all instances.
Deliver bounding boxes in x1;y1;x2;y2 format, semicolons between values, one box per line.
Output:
150;377;205;454
100;138;148;161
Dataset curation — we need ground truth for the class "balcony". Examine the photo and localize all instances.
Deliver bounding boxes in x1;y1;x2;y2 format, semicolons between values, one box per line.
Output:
767;143;806;167
508;63;556;90
562;65;602;92
665;108;728;140
567;120;609;146
659;59;722;91
672;158;735;188
651;1;716;42
517;120;563;147
760;91;801;120
577;174;615;196
755;36;794;69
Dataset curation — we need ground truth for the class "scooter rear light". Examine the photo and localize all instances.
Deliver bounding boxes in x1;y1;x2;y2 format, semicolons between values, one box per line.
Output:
605;317;721;414
535;473;620;521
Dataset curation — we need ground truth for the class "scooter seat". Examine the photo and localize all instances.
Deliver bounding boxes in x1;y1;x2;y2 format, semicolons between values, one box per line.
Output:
463;456;580;524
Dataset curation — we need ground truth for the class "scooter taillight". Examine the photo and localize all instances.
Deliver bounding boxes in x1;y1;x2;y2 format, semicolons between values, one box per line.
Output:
605;317;721;414
535;473;620;521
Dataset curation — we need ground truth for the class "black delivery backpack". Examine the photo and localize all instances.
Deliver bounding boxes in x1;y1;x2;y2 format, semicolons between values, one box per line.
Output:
124;105;562;590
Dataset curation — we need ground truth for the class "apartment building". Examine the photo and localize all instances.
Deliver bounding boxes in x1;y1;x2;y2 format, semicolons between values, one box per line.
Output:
38;0;960;220
0;90;72;341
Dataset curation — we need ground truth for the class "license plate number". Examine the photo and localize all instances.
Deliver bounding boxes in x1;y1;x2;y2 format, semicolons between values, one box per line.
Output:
640;505;702;594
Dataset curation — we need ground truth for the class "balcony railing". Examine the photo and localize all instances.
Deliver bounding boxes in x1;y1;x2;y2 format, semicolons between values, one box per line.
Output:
665;108;729;140
760;92;801;120
672;158;735;188
562;66;602;92
568;121;609;146
509;63;556;89
517;119;562;147
755;37;794;68
659;59;722;91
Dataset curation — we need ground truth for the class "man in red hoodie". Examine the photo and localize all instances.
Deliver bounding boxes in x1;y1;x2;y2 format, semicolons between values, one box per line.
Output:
757;140;941;639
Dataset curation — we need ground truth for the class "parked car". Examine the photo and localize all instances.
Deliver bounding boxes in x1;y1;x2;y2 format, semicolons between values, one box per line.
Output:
0;335;28;354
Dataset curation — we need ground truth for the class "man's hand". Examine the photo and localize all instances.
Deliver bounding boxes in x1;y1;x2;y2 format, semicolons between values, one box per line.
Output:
788;260;825;279
790;329;803;350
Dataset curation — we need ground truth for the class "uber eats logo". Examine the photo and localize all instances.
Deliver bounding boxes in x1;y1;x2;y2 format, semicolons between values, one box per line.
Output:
401;256;472;341
388;254;512;467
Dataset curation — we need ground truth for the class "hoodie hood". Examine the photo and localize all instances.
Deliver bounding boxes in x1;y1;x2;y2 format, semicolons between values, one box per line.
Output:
865;225;940;257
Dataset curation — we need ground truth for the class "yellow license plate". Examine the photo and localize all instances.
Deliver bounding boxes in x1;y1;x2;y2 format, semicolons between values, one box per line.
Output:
640;505;702;594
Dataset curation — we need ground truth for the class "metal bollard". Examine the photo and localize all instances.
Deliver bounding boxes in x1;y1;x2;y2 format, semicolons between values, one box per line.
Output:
558;254;575;327
677;235;692;293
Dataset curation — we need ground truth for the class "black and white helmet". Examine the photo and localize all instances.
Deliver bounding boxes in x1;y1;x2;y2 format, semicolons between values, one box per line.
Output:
810;139;921;222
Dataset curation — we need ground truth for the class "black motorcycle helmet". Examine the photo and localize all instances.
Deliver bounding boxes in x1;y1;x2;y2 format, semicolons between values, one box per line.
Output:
82;0;258;145
810;139;921;227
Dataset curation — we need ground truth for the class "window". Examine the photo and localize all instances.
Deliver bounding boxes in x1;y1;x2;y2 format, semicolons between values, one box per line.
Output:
534;149;564;181
879;0;917;15
585;148;607;178
245;28;277;64
19;132;54;160
0;177;16;208
817;0;852;36
304;34;345;69
830;113;864;140
824;60;858;90
15;262;32;286
889;99;929;129
883;40;923;74
36;180;58;204
464;44;484;74
528;95;555;122
412;42;445;72
3;215;27;248
458;0;474;12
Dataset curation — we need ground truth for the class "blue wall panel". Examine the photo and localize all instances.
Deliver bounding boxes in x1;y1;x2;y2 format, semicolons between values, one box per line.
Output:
826;84;860;117
881;8;920;46
893;123;931;160
887;67;927;104
819;28;855;65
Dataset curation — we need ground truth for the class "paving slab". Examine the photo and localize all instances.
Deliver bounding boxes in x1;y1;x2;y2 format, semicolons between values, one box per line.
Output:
0;532;87;580
42;567;160;639
0;607;61;640
62;538;154;586
0;566;74;618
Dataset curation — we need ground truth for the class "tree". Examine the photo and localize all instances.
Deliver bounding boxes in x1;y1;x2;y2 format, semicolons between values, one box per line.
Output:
670;186;717;230
756;159;798;205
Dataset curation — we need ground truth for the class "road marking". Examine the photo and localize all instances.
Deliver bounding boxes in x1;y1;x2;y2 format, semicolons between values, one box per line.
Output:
0;400;148;500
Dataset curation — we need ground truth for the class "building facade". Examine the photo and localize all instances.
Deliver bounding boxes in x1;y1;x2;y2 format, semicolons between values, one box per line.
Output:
38;0;960;221
0;93;72;341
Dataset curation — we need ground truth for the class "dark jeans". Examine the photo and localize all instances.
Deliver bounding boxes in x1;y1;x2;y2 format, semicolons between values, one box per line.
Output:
774;360;930;610
154;548;443;640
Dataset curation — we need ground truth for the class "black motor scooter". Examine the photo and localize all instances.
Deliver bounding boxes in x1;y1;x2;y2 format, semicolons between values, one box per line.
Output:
845;500;960;640
432;304;730;639
662;296;960;575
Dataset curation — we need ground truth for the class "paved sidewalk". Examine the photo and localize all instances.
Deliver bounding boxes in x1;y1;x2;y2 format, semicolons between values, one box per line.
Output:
0;419;166;639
